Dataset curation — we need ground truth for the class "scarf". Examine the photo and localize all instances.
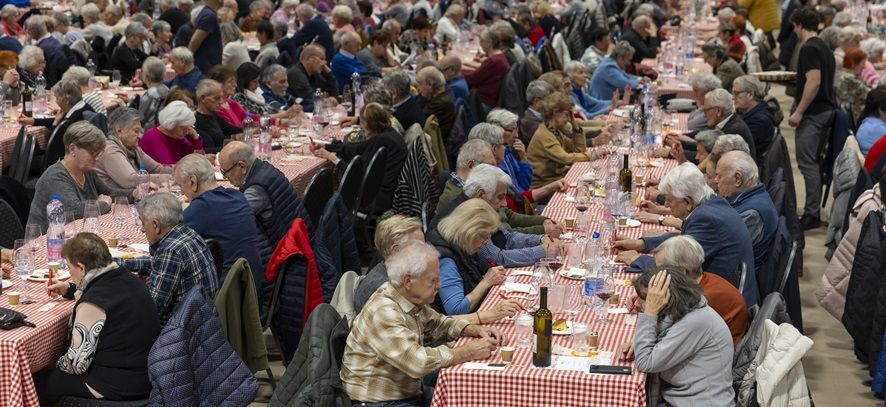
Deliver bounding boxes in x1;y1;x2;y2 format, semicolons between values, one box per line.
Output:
244;88;266;105
109;135;141;171
646;296;709;407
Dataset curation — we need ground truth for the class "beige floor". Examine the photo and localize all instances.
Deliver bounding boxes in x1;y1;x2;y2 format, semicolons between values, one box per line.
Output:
248;84;883;405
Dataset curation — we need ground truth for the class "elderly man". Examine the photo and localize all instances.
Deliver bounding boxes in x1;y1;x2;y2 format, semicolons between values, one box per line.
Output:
733;75;778;159
520;80;555;144
342;240;503;406
620;15;660;63
440;55;468;107
589;41;641;101
686;73;722;132
615;162;758;306
81;3;114;45
194;79;241;152
488;109;532;192
652;236;749;344
122;192;219;325
102;4;129;36
700;89;756;158
25;15;71;86
331;32;368;89
111;23;149;84
714;150;778;275
217;141;299;261
292;4;334;61
382;19;406;63
260;64;296;110
166;47;203;93
385;71;425;131
187;0;223;74
287;44;338;112
465;29;510;108
435;4;464;44
52;13;84;47
417;66;456;140
173;154;263;286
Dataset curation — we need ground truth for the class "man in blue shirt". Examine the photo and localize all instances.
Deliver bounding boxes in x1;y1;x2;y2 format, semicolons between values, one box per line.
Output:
166;47;203;93
173;154;264;292
589;40;641;101
441;55;469;108
260;64;297;110
331;31;368;89
187;0;223;75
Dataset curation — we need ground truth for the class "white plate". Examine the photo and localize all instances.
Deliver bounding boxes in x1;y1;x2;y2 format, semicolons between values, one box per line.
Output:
560;267;585;280
552;320;573;335
617;219;641;228
27;269;70;282
2;279;11;289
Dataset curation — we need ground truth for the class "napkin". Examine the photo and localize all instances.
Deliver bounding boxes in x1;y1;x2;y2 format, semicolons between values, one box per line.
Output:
509;269;534;277
502;281;532;293
608;307;629;314
130;243;150;253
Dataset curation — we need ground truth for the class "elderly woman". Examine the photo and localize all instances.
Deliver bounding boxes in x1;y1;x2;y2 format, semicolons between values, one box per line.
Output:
111;23;149;85
331;5;355;45
128;57;170;128
0;51;20;104
702;43;744;91
39;233;160;403
195;79;242;152
17;45;45;88
564;60;612;120
61;66;108;116
488;108;532;192
27;123;140;231
206;65;253;128
21;80;95;166
838;25;880;86
139;100;202;164
220;21;249;72
465;29;511;108
357;29;398;76
526;92;605;188
732;75;778;155
150;20;173;58
618;267;734;406
95;107;172;189
861;38;886;70
233;62;300;121
312;103;407;213
0;5;23;37
426;198;513;317
686;73;722;132
835;49;873;125
589;41;640;101
435;4;464;44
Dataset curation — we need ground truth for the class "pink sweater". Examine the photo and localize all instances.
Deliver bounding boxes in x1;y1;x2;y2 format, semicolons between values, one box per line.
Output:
139;126;204;165
218;98;248;128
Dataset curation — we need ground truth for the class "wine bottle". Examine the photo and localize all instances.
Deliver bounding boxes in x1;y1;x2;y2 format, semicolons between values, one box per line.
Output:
533;286;552;367
21;85;32;118
619;154;632;192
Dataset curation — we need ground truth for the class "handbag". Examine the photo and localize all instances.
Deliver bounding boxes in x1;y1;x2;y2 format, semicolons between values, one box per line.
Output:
0;307;35;330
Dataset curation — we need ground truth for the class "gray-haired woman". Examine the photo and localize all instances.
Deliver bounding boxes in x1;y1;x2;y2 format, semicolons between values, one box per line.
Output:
95;107;173;189
620;267;735;406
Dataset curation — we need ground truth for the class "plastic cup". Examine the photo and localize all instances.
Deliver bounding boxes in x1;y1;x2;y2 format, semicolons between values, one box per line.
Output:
7;292;20;305
500;346;515;363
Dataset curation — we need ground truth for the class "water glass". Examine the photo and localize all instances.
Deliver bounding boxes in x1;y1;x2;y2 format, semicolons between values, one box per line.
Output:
12;239;32;302
24;223;41;259
571;323;590;356
514;312;534;348
111;70;121;87
564;284;583;322
548;283;566;315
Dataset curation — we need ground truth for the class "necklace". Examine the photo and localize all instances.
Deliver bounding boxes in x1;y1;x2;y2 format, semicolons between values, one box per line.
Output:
61;159;86;189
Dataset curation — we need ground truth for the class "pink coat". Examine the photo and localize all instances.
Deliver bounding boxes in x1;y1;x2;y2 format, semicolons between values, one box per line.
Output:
816;187;882;320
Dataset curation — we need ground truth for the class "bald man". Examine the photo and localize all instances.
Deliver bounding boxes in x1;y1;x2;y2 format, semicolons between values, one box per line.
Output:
287;44;338;112
331;31;368;88
440;55;468;107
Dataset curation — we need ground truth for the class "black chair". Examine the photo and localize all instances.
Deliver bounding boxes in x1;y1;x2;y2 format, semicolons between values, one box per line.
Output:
421;200;433;233
337;155;364;213
58;397;149;407
205;238;225;277
0;176;30;225
303;167;335;225
0;199;23;249
83;110;108;135
727;261;746;291
354;147;387;215
778;241;799;295
7;127;35;184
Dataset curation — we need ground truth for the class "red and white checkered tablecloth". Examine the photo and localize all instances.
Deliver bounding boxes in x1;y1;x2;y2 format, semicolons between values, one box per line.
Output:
432;148;681;407
0;212;147;406
0;126;49;171
217;148;330;196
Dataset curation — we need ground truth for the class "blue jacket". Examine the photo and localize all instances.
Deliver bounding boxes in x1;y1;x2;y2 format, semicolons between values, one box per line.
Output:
589;57;639;101
314;193;360;301
447;76;469;107
499;147;533;192
260;84;296;111
571;86;611;119
37;35;72;86
148;286;259;406
727;183;778;276
635;195;759;307
166;67;204;94
476;225;545;268
241;159;300;262
330;51;367;89
739;101;778;161
291;15;335;61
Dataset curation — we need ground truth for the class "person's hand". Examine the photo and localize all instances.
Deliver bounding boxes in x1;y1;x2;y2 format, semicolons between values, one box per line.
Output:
592;129;613;146
639;200;669;215
646;186;660;200
463;323;506;344
643;270;671;316
1;248;11;263
788;111;802;127
540;237;561;257
614;238;644;252
543;219;564;238
312;147;336;161
287;103;303;117
489;299;522;321
47;281;70;298
3;68;19;88
115;92;130;104
634;211;660;224
645;176;660;186
617;341;635;360
615;250;640;265
97;194;113;205
513;139;527;161
187;127;200;140
482;266;507;286
18;117;34;125
457;337;497;361
671;141;686;164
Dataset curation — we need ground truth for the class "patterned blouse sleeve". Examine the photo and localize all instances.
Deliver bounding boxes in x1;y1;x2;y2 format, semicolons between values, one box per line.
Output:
57;302;107;375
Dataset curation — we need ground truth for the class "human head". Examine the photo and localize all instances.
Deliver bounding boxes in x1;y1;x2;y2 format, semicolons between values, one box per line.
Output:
843;48;868;75
236;62;261;92
255;20;274;45
659;162;716;219
18;45;45;76
102;4;123;25
715;150;759;197
262;64;288;95
688;72;722;106
711;134;751;156
24;15;47;40
540;91;574;132
416;66;446;99
173;153;216;201
411;17;434;40
107;107;143;149
732;75;765;112
563;60;589;89
150;20;173;47
163;88;195;108
611;41;635;70
439;55;462;80
368;28;390;59
63;121;106;172
375;215;424;260
716;6;736;26
486;109;519;146
492;21;515;51
359;102;392;136
463;163;511;209
819;25;841;50
207;65;237;97
538;71;570;95
340;31;362;55
81;3;101;24
631;15;653;38
455;139;495;175
790;7;820;33
479;28;502;54
157;100;196;140
385;240;441;306
859;88;886;122
220;21;242;44
861;38;886;65
138;192;182;244
632;266;705;323
295;3;315;24
383;70;412;100
196;79;225;114
52;79;82;113
468;123;506;164
838;24;866;51
331;4;352;27
701;43;725;69
131;12;152;29
61;66;91;89
526;79;554;110
62;232;113;284
703;89;735;127
381;18;400;40
444;3;465;25
0;51;16;77
832;10;853;28
299;44;327;76
717;23;736;44
362;83;393;107
124;22;148;49
0;5;17;24
589;26;611;51
437;198;502;254
652;235;705;279
694;129;723;162
168;47;195;75
217;140;256;187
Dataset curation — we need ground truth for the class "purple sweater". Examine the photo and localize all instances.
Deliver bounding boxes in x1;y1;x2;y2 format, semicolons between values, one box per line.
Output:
139;126;204;165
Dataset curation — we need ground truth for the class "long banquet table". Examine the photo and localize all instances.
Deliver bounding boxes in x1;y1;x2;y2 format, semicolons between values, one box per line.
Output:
431;114;686;407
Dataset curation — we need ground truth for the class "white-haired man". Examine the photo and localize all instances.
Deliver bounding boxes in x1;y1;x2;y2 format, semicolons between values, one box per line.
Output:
615;162;759;306
701;88;756;158
341;240;503;406
330;31;366;88
166;47;204;93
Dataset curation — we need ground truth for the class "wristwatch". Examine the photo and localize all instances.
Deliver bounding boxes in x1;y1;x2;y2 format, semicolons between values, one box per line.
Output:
658;215;666;226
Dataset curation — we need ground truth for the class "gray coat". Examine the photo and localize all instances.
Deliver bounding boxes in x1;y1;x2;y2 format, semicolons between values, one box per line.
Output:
825;147;862;260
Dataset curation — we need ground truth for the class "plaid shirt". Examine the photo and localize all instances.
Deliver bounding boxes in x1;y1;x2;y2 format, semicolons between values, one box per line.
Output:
341;282;471;403
123;224;219;325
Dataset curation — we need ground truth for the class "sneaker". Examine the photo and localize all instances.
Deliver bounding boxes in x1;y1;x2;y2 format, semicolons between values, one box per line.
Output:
800;215;822;231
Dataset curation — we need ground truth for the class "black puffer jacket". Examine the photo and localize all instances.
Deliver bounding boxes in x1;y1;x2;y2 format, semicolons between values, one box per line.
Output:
842;210;886;364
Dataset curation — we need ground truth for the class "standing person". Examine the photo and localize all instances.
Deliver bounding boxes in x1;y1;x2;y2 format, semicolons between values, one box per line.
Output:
188;0;223;75
788;7;836;230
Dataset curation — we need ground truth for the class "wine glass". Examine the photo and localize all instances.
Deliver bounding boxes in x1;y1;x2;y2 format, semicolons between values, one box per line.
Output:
24;223;41;260
574;182;592;234
564;284;583;322
110;70;121;88
113;195;130;224
83;200;100;234
596;274;615;324
12;239;33;303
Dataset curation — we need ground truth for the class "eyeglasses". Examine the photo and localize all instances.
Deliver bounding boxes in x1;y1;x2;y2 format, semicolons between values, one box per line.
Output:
220;160;243;179
703;106;719;113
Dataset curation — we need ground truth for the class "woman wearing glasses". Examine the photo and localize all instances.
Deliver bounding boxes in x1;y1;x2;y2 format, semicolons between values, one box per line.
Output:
27;122;148;232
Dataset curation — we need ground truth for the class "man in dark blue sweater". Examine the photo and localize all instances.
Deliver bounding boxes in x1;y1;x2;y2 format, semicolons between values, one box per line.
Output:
173;154;264;292
292;4;334;61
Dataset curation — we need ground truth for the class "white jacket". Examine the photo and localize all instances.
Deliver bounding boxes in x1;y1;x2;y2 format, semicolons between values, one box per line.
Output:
740;320;813;407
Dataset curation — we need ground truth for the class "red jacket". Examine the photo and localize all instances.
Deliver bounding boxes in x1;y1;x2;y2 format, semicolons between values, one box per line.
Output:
265;218;324;324
864;134;886;174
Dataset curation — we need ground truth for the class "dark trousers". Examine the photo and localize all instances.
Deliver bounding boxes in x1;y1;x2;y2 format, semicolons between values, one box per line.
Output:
793;109;834;218
33;368;97;405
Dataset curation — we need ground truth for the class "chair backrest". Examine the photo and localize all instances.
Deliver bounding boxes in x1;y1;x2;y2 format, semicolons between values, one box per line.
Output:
0;198;23;249
84;110;109;135
778;241;799;295
337;155;364;212
303;167;335;225
758;216;793;298
6;125;25;175
0;176;30;225
355;147;387;212
8;127;34;184
43;126;69;171
421;200;432;233
736;261;748;294
205;238;225;277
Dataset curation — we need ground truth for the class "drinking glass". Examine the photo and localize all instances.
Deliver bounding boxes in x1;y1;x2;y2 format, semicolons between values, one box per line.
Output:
83;200;100;234
3;99;13;126
564;284;583;322
548;283;566;315
12;239;33;303
574;182;592;233
514;312;533;348
535;258;556;285
24;223;41;260
596;274;615;324
111;70;121;87
571;323;590;356
113;196;130;238
65;212;80;240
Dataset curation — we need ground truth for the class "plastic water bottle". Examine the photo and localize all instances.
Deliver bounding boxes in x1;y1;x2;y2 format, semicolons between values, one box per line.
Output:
46;195;65;264
86;59;97;76
135;166;149;201
259;116;272;159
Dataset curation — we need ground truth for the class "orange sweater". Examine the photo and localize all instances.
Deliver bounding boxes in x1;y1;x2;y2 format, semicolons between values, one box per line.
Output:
700;272;750;344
